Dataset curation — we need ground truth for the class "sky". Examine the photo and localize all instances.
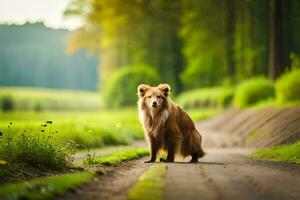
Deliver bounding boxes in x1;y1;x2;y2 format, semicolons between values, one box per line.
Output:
0;0;81;30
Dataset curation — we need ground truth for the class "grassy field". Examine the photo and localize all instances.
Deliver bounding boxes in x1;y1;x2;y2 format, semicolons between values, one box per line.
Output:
0;109;144;149
0;109;144;181
0;87;101;111
0;107;214;150
250;140;300;163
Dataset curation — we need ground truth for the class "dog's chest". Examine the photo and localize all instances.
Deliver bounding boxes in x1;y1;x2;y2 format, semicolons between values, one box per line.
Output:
140;109;169;132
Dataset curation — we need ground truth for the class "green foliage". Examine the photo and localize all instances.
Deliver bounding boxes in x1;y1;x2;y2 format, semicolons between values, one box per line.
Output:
176;87;234;109
128;164;166;200
0;87;101;111
250;140;300;163
0;96;15;111
179;0;227;88
66;0;183;91
0;122;74;178
65;0;300;93
289;52;300;70
234;77;275;108
103;65;160;108
0;172;94;200
276;69;300;103
84;148;149;165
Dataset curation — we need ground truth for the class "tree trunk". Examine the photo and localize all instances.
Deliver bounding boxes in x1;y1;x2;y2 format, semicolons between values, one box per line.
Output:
225;0;236;80
268;0;285;80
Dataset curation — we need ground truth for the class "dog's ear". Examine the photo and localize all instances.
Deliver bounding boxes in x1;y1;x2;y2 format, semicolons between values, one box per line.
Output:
137;84;150;97
158;84;171;97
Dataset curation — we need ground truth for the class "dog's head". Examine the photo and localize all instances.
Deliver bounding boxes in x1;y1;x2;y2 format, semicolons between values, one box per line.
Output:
137;83;171;110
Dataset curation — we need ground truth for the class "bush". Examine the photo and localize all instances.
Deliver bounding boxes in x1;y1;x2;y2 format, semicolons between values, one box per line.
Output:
176;87;234;109
1;96;15;111
0;121;74;177
234;77;275;108
103;65;160;108
276;69;300;103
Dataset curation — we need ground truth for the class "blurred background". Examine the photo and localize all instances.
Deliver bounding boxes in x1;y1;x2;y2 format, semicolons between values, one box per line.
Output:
1;0;300;147
0;0;300;147
1;0;300;111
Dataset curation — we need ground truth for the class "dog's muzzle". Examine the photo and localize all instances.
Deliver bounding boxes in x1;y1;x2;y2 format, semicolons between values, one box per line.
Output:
152;101;157;108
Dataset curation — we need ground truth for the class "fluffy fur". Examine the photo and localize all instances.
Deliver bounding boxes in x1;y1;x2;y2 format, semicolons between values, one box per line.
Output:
137;83;205;163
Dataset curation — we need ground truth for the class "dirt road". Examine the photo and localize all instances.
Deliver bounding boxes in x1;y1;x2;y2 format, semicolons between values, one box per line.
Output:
164;148;300;200
60;148;300;200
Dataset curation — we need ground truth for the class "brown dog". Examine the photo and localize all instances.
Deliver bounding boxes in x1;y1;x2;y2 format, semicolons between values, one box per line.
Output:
137;83;205;163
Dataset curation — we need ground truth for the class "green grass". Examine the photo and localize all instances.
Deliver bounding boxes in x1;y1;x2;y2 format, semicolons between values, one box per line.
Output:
0;109;144;149
0;172;94;200
250;140;300;163
84;148;149;165
128;163;166;200
176;86;234;109
0;122;74;180
0;86;101;111
0;109;144;180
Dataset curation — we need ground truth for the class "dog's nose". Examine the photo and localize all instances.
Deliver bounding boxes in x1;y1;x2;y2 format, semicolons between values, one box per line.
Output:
152;101;157;107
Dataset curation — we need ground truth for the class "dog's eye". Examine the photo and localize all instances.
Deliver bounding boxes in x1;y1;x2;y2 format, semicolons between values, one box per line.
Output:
157;96;161;98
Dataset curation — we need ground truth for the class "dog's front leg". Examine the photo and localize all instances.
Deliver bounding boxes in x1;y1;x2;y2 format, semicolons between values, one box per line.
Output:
145;136;157;163
166;142;175;162
160;140;175;163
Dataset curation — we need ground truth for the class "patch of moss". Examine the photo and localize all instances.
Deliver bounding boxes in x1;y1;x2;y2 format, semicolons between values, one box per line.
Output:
128;163;166;200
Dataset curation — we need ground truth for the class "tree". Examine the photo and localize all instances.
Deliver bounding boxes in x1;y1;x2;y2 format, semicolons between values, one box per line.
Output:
268;0;285;80
179;0;227;88
225;0;237;80
65;0;184;93
64;0;300;94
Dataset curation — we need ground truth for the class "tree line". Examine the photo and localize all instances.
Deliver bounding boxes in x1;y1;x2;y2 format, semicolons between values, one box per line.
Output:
66;0;300;93
0;23;98;91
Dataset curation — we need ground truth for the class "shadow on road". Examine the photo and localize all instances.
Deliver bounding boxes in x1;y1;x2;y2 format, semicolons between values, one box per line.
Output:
156;161;224;165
